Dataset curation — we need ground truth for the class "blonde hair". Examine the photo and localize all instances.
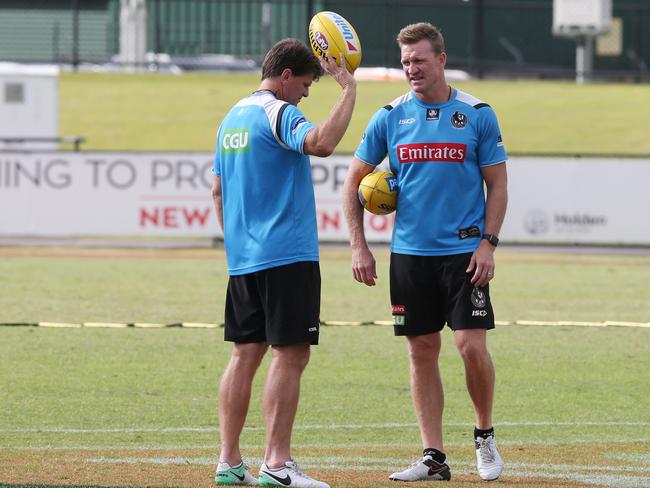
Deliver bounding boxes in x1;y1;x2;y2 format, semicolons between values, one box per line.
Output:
397;22;445;55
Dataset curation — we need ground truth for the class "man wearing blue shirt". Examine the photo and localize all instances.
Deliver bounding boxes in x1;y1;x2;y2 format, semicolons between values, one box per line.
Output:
342;23;507;482
212;39;356;488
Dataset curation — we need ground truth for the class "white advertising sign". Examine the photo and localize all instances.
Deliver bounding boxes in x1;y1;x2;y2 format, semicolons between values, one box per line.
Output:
0;152;216;235
502;157;650;245
0;152;649;245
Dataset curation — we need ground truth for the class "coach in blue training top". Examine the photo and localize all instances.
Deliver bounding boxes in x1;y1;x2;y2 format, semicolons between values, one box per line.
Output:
342;23;508;482
212;39;355;488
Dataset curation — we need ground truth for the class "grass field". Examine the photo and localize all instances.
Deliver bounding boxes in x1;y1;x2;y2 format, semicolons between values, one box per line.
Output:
1;247;650;487
59;72;650;155
8;52;650;488
1;247;649;324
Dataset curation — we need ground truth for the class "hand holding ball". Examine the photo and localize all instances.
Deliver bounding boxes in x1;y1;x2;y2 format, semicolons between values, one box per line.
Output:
309;11;362;73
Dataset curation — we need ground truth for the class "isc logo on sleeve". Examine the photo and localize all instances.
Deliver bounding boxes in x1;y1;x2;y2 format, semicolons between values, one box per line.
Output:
221;128;250;154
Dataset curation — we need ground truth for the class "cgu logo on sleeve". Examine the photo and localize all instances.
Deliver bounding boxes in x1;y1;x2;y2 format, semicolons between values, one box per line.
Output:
221;128;250;154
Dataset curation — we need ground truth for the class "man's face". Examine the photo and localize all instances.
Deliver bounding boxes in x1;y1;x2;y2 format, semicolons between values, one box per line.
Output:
400;39;446;96
283;72;315;106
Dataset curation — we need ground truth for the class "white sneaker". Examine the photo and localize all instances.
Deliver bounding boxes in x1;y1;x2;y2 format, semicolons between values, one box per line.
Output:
259;459;330;488
215;461;259;485
388;454;451;481
475;435;504;481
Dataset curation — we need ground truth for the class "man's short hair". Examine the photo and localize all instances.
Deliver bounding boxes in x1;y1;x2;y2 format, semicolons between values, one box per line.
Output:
261;38;324;80
397;22;445;55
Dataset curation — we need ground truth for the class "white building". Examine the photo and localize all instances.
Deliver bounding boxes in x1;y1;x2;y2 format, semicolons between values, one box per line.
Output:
0;63;59;150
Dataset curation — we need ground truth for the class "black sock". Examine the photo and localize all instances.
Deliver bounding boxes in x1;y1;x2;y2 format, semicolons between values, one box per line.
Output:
474;426;495;439
423;448;446;464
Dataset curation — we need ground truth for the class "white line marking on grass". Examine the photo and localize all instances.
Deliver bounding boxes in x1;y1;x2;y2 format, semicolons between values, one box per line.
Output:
494;421;650;427
80;456;650;474
6;437;650;451
1;444;223;451
452;461;650;474
607;453;650;465
85;456;214;465
502;470;650;488
85;455;650;474
2;427;219;433
4;420;650;434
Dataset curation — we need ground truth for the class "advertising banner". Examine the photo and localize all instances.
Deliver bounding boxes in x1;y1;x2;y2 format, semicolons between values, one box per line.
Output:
0;152;216;236
501;157;650;245
0;152;648;245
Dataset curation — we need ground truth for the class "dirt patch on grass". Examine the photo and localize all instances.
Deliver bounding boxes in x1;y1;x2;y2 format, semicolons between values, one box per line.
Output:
1;442;648;487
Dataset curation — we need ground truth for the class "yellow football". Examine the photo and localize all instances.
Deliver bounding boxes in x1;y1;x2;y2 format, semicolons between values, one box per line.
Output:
308;11;362;73
358;171;398;215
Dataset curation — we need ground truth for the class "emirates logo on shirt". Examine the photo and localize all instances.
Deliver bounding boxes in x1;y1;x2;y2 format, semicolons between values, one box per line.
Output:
397;143;466;163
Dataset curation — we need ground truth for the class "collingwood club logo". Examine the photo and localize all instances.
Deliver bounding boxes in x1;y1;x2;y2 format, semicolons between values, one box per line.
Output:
471;287;487;308
451;111;468;128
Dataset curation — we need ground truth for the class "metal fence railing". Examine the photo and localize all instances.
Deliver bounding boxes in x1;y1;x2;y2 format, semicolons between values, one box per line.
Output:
0;0;648;81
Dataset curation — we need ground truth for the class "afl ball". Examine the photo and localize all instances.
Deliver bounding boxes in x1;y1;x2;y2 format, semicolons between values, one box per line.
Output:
309;11;362;73
358;171;398;215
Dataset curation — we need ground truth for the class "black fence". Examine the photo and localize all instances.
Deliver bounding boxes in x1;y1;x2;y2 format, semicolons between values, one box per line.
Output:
0;0;648;81
326;0;650;81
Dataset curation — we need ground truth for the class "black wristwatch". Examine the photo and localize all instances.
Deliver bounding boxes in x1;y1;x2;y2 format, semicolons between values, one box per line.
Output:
482;233;499;247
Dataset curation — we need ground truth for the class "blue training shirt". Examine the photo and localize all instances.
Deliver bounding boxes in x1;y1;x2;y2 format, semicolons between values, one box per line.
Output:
355;88;507;256
214;91;318;275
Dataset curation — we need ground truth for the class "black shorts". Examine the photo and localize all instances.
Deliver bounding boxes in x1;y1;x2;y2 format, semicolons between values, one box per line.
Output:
390;252;495;336
224;261;321;346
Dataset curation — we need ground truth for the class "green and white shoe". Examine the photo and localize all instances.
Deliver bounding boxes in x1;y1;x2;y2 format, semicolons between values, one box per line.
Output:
215;461;259;485
259;459;330;488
